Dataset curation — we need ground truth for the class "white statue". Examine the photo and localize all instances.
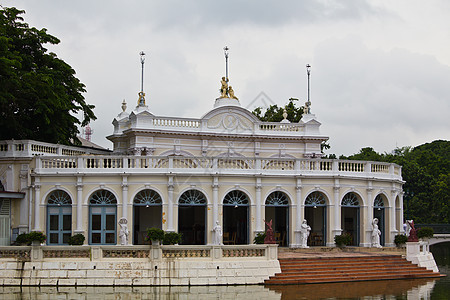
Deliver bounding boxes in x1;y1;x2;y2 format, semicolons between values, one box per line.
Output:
213;221;223;245
371;218;382;248
118;217;129;245
405;219;413;237
299;219;311;248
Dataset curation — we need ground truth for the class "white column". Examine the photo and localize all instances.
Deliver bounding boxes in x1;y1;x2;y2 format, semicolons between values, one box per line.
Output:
390;190;397;233
76;182;83;233
399;192;405;233
33;184;41;231
294;178;302;247
255;178;262;232
332;184;341;245
167;176;174;231
212;177;219;226
366;189;373;247
122;176;128;219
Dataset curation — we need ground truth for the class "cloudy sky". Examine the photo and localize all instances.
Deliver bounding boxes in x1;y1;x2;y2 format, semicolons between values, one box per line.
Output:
3;0;449;155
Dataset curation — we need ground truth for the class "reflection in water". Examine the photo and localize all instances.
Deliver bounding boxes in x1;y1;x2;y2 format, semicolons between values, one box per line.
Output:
267;278;437;299
1;243;448;300
0;279;440;300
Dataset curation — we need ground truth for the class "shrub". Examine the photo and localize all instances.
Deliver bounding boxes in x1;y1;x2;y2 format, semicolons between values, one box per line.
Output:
253;232;266;244
145;227;165;242
334;234;352;247
162;232;182;245
394;234;408;247
68;233;85;245
417;227;434;239
15;233;30;245
27;231;46;244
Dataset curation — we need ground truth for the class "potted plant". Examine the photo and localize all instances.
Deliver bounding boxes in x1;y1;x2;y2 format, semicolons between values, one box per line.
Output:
394;234;408;247
68;233;85;245
334;233;352;248
15;233;30;246
417;227;434;241
145;227;165;245
28;231;46;245
162;232;182;245
253;232;266;244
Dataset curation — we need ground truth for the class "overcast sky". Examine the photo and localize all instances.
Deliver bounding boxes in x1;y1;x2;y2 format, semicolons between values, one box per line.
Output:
3;0;449;155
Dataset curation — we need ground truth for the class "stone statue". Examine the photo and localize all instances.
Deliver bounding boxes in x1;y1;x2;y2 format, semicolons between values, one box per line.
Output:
138;91;146;106
264;219;276;244
213;220;223;245
220;77;229;98
299;219;311;248
371;218;382;248
228;86;238;100
303;100;311;114
118;217;129;245
407;220;419;242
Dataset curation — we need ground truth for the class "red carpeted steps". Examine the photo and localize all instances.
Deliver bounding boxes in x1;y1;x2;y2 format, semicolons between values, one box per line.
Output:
265;255;443;285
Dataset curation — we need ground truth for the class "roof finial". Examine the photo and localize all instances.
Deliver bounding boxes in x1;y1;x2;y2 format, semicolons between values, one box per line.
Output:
138;51;146;106
305;64;311;114
224;46;229;80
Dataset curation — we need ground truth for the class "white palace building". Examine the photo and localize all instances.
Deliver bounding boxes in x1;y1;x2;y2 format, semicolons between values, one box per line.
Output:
0;72;405;249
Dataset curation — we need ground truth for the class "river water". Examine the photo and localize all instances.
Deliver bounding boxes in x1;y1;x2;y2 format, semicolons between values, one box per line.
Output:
1;242;448;299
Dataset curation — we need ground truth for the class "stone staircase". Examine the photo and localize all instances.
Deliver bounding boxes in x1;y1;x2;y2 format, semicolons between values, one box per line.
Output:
265;255;443;285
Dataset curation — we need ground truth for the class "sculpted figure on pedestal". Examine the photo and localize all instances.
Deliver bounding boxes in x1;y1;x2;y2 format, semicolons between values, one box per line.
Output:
299;219;311;248
371;218;382;248
213;220;223;245
119;218;129;245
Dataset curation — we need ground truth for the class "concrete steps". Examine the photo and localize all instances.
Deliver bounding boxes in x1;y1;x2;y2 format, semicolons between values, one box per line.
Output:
265;255;443;285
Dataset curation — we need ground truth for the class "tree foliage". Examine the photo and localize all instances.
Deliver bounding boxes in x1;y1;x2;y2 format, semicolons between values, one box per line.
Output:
0;6;96;145
252;98;304;122
252;98;331;152
341;140;449;224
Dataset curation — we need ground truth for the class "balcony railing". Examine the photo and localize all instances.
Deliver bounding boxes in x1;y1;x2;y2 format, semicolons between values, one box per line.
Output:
34;155;402;179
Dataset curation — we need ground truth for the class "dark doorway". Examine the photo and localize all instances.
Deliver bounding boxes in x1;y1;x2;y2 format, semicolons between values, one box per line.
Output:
178;205;205;245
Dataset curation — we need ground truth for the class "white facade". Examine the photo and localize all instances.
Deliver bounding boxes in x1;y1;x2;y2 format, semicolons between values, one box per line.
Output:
0;95;404;247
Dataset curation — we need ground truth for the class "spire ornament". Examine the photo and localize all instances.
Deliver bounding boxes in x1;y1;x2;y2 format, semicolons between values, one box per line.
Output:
218;46;238;100
138;51;146;106
304;64;311;114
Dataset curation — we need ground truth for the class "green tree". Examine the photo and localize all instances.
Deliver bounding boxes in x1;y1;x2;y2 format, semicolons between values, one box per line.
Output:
252;98;304;122
252;98;331;153
345;140;449;223
0;6;95;145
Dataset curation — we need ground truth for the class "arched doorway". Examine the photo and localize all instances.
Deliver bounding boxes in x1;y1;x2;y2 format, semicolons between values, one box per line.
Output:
178;190;206;245
265;191;289;246
133;189;162;245
47;190;72;245
304;191;327;246
89;190;117;245
373;194;386;246
341;192;361;246
223;190;249;245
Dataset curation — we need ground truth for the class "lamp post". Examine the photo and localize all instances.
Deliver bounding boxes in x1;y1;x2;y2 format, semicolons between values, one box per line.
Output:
140;51;146;93
224;46;229;79
306;64;311;103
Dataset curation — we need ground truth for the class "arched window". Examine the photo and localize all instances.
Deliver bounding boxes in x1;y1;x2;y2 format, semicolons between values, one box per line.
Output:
47;190;72;245
89;190;117;245
341;193;360;207
223;190;249;206
305;191;327;206
48;190;72;205
374;195;385;208
179;190;207;205
265;191;289;206
178;190;207;245
134;189;162;206
89;190;117;205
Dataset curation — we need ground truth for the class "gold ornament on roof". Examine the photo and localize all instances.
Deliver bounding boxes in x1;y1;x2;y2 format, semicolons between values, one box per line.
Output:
138;91;146;106
220;77;229;98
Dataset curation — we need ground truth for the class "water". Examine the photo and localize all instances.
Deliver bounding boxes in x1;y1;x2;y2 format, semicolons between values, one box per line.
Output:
1;243;448;299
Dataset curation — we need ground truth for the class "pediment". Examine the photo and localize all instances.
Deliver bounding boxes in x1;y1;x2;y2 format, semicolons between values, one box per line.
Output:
202;106;260;132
